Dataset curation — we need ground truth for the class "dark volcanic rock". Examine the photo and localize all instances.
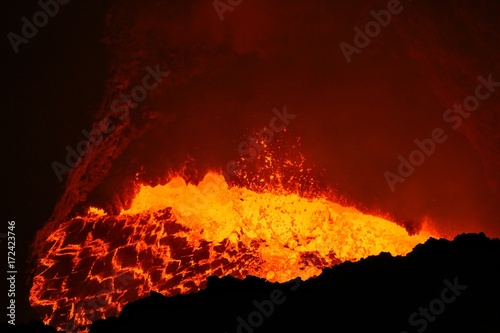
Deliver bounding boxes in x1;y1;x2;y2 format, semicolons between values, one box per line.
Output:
5;233;500;333
88;233;500;333
91;234;500;333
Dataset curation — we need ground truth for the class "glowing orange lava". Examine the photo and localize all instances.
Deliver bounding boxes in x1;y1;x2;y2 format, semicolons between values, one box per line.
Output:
30;169;438;332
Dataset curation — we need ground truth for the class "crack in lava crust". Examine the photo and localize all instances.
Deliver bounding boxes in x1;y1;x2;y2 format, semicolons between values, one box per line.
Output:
30;172;436;331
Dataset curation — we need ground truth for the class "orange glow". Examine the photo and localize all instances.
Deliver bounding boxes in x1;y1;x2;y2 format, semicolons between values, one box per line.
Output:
30;149;439;331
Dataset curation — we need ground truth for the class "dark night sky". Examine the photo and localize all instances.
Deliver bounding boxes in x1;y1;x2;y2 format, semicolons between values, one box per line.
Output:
2;0;500;326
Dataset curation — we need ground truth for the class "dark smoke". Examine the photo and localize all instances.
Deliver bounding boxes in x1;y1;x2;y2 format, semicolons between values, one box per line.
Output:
46;0;500;246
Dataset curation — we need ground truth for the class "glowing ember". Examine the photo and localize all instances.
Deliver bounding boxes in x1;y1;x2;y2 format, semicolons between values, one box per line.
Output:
30;170;437;331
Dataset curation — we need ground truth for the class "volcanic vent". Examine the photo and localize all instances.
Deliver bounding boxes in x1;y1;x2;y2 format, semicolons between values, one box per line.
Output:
27;0;500;331
30;140;438;331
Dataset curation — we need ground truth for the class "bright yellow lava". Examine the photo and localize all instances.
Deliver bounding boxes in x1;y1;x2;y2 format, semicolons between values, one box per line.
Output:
123;171;435;281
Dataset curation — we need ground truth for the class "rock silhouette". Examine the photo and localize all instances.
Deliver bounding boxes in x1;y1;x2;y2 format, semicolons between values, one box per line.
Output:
5;232;499;332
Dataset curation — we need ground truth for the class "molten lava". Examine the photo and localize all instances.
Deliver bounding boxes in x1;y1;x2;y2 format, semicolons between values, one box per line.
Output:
30;168;437;331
